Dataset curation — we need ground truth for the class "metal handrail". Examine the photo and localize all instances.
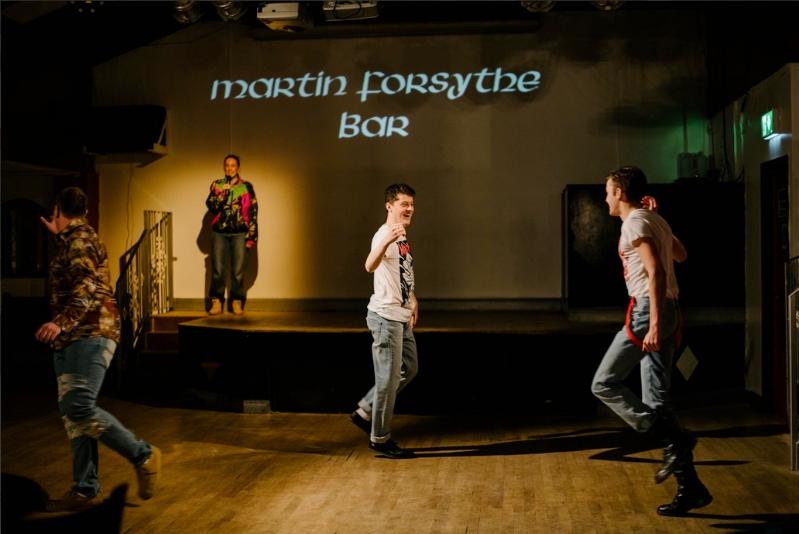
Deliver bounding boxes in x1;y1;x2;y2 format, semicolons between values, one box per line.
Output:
115;211;173;390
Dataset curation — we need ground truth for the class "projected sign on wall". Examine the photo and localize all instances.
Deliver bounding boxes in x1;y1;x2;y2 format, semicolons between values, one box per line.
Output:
210;67;542;139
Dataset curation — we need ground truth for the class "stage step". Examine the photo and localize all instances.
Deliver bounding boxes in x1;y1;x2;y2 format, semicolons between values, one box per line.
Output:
144;331;178;351
118;311;204;404
149;311;206;332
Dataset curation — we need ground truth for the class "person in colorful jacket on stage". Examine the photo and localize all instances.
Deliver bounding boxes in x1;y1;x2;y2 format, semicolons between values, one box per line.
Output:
205;154;258;316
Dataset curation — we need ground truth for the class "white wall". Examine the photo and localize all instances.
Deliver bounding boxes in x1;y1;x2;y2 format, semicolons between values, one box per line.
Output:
94;11;708;301
710;63;798;395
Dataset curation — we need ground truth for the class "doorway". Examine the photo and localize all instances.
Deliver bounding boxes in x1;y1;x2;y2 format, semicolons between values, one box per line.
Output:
760;155;790;417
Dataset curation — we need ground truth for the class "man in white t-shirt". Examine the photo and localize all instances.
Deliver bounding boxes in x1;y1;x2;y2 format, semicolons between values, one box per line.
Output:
591;166;712;515
350;183;419;459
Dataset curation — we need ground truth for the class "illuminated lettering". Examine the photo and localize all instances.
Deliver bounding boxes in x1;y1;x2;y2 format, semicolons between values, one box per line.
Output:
248;78;273;99
297;73;316;97
339;112;361;138
211;68;542;103
338;112;409;139
274;77;295;98
382;74;406;95
428;72;448;94
494;68;518;93
210;73;349;101
386;115;410;137
517;70;541;92
405;73;429;95
358;71;385;102
447;73;472;100
210;79;248;100
474;68;493;94
324;75;348;96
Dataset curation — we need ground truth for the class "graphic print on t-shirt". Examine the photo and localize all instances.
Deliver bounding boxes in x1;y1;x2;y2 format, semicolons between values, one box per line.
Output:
397;239;414;305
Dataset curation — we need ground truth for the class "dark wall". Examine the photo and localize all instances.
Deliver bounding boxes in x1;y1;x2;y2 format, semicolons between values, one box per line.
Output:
564;181;745;309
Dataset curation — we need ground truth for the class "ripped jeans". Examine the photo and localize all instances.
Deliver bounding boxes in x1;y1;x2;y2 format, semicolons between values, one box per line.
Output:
54;337;151;496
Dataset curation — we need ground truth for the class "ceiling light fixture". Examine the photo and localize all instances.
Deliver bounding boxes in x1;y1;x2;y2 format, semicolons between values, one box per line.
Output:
214;0;247;22
591;1;624;11
520;1;556;13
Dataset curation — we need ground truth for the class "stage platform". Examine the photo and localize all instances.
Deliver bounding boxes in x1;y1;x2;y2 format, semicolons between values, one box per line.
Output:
179;310;620;334
165;308;745;415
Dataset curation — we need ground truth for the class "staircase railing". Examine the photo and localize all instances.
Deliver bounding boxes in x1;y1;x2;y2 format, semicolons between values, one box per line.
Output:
115;211;173;389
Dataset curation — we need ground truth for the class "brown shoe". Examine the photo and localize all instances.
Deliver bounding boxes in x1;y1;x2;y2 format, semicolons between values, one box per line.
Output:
232;300;243;315
136;446;162;500
46;488;100;512
208;298;222;315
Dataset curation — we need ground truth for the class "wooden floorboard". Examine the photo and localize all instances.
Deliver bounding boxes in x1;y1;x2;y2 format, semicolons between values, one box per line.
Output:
2;392;798;533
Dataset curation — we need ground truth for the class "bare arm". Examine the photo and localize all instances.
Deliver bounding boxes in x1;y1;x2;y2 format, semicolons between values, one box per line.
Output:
409;292;418;329
364;224;405;273
634;236;666;352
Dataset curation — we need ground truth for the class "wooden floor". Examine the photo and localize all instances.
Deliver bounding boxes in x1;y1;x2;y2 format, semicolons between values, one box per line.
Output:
2;392;798;533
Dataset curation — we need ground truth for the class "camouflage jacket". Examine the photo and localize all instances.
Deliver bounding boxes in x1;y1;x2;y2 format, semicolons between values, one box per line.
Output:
49;218;120;350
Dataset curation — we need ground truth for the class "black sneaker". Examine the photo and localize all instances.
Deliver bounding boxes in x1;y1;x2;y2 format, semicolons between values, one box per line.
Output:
369;439;416;459
350;411;371;436
657;483;713;516
46;488;100;512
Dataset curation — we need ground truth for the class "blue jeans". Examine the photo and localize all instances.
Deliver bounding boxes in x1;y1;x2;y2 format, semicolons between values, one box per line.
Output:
591;298;679;432
210;232;247;301
54;337;151;496
358;310;418;443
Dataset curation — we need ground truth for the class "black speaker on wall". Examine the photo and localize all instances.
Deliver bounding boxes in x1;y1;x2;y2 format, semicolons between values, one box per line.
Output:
83;106;167;158
563;181;744;309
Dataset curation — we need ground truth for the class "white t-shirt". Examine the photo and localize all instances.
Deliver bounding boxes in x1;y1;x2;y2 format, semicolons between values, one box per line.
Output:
619;209;679;299
367;224;415;322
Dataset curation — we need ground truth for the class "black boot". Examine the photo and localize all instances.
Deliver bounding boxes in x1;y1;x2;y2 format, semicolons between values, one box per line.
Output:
649;411;696;484
657;456;713;516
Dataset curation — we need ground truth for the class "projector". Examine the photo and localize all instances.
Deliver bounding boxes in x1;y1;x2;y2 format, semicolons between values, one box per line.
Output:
256;2;312;32
323;1;378;22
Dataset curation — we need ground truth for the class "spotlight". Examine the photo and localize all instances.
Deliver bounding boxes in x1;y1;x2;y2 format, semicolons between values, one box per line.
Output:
173;0;203;24
520;1;556;13
322;1;379;22
214;0;247;22
257;2;313;32
70;1;104;15
591;1;624;11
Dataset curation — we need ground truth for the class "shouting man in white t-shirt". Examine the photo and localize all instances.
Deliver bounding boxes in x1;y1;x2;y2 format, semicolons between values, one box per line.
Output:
350;183;419;459
591;166;712;516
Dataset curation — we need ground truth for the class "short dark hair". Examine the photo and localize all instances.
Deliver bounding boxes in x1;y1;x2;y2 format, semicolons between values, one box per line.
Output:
224;154;240;166
384;183;416;204
607;166;647;202
54;187;88;218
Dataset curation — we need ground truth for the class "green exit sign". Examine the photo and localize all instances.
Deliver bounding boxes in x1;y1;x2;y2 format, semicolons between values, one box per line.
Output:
761;109;776;139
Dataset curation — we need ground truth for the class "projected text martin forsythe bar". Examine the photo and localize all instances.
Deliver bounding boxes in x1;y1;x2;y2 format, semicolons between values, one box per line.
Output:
209;67;542;138
209;68;542;102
